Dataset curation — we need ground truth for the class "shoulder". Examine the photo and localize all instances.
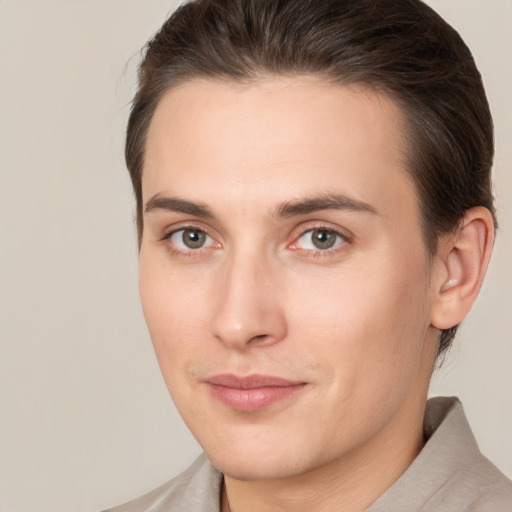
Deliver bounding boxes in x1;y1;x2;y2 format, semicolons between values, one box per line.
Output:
367;397;512;511
438;453;512;511
423;397;512;510
101;453;222;512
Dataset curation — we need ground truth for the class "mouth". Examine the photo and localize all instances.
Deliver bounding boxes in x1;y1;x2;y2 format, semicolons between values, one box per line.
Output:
204;374;307;412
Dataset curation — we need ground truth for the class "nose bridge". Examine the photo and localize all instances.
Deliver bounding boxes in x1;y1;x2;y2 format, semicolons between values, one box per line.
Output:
210;245;286;349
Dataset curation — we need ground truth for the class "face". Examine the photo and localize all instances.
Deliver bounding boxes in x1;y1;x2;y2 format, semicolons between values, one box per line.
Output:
139;77;440;481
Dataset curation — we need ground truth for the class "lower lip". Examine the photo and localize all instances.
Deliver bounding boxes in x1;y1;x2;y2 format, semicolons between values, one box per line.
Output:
206;383;306;411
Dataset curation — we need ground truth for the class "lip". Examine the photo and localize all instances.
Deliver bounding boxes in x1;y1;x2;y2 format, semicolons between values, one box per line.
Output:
204;374;307;411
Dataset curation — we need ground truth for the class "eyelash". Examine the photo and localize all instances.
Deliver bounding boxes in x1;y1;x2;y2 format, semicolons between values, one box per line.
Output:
159;225;214;257
289;226;351;258
160;224;351;259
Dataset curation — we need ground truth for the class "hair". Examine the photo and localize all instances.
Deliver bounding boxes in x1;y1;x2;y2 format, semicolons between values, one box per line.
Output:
126;0;495;357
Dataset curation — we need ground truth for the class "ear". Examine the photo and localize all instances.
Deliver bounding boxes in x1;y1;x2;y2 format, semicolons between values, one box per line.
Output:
430;207;495;330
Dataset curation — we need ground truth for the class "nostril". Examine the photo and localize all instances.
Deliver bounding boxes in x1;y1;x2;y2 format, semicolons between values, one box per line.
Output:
248;334;271;345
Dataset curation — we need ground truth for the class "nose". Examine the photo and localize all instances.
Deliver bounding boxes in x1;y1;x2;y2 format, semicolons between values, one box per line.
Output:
210;251;287;350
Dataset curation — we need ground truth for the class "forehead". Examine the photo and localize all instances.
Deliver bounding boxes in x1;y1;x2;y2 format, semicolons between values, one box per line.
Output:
143;77;419;224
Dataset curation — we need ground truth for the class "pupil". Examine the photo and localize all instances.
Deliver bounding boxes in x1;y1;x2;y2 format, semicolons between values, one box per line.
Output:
312;229;336;249
183;229;206;249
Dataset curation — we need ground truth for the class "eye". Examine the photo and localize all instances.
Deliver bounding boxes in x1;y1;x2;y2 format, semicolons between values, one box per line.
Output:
293;228;345;251
169;228;215;250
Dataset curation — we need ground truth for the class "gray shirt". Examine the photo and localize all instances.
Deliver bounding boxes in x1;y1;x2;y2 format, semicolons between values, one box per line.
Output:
103;397;512;511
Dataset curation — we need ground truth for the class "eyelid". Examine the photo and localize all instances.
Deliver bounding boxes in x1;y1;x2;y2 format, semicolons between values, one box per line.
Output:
157;220;351;257
160;223;222;256
171;228;215;250
160;221;217;242
287;222;353;253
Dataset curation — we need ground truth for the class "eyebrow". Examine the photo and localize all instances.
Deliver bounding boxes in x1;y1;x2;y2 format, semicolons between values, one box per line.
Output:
275;193;379;218
144;192;378;220
144;195;215;219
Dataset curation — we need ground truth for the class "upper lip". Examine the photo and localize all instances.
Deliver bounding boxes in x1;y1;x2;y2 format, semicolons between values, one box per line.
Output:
205;374;304;389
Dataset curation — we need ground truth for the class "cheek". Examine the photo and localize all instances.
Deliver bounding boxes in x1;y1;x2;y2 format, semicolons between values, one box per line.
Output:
287;257;431;391
138;258;208;378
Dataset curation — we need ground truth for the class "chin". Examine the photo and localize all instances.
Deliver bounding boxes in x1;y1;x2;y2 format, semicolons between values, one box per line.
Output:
201;431;319;482
210;451;306;482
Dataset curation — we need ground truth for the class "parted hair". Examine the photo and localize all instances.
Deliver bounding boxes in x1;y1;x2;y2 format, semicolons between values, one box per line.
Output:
126;0;495;356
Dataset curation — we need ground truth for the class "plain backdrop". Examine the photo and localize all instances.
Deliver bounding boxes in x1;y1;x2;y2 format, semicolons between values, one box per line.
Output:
0;1;510;511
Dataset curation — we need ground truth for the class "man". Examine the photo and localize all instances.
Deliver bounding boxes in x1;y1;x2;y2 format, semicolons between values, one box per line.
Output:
105;0;512;510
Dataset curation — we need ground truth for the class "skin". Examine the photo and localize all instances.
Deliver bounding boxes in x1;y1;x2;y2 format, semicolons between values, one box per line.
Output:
138;77;490;511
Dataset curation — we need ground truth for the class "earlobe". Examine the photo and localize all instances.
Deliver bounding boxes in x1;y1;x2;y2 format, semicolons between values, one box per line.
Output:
430;207;495;330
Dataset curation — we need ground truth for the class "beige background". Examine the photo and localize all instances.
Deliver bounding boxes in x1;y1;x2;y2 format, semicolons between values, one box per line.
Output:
0;1;510;511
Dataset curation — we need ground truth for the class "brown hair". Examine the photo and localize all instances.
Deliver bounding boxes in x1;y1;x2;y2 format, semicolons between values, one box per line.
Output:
126;0;495;356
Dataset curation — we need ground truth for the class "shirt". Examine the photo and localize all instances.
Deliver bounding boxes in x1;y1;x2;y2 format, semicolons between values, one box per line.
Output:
102;397;512;511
